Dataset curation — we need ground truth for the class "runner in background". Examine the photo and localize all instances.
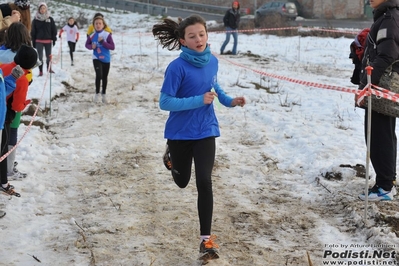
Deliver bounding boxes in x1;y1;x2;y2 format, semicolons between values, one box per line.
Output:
59;17;79;66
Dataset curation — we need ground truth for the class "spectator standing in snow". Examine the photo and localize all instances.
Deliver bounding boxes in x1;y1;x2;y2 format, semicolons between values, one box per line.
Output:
357;0;399;201
152;14;246;262
59;17;79;66
31;2;57;76
0;0;32;216
0;44;36;196
0;22;34;180
220;1;240;55
85;15;115;104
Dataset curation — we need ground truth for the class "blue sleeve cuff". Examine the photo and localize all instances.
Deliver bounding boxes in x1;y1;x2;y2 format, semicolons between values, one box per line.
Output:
214;83;233;107
159;92;205;111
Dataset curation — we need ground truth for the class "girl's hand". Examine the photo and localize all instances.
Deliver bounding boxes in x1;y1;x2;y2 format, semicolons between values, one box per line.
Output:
204;91;218;104
10;10;21;23
231;97;246;107
92;43;96;49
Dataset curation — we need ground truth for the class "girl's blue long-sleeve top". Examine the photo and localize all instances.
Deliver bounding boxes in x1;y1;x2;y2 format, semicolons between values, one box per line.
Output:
159;56;233;140
0;71;17;129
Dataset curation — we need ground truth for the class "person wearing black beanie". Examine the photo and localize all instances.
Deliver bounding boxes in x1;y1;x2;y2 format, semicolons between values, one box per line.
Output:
13;44;37;70
0;43;34;197
0;22;34;183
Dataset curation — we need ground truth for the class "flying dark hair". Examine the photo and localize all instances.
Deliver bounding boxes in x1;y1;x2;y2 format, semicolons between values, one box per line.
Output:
152;14;207;51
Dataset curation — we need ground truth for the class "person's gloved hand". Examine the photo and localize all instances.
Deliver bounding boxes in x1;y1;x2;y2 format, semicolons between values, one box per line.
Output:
76;39;78;42
11;65;24;80
24;99;31;106
58;35;61;38
53;40;56;46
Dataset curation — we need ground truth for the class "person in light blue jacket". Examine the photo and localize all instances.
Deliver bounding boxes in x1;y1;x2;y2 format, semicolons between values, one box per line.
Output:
152;14;245;262
0;68;22;129
0;65;24;196
0;22;34;180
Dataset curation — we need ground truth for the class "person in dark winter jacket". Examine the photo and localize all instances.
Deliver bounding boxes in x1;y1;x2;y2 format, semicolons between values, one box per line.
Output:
220;1;240;55
31;2;57;76
357;0;399;201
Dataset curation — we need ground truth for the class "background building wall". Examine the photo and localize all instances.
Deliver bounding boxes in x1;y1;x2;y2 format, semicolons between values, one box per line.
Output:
131;0;369;20
249;0;366;19
298;0;364;19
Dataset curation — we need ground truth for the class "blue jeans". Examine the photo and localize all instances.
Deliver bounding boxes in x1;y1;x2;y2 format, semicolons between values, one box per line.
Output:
220;27;238;54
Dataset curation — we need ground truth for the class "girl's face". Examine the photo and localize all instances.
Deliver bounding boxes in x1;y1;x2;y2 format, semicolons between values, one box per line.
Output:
179;23;208;52
94;19;104;31
39;5;47;14
370;0;386;9
68;18;75;25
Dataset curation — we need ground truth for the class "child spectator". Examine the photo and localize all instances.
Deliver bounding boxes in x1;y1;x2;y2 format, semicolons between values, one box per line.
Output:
31;2;56;76
0;22;34;180
85;15;115;104
59;17;79;66
0;67;23;196
0;44;34;195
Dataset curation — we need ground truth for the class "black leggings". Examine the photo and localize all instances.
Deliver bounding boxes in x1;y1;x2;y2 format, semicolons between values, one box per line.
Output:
167;137;215;236
68;41;76;61
93;59;110;94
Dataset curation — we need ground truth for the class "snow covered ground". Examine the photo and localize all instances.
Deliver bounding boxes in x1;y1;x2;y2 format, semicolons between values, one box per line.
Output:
0;1;398;265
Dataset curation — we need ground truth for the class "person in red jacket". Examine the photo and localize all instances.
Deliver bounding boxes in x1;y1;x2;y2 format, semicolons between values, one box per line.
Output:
0;44;37;196
2;45;36;112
